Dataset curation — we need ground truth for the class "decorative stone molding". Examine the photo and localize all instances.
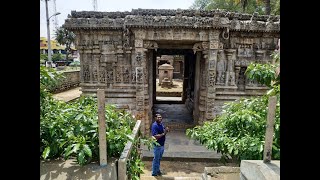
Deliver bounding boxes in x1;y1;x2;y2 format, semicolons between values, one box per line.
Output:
143;41;158;51
64;10;280;32
192;42;203;54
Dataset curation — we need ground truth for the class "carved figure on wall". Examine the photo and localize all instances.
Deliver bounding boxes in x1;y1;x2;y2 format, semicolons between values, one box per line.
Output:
116;67;122;82
106;71;114;83
99;70;106;83
132;69;136;83
83;65;90;82
123;28;130;48
136;67;143;83
123;67;130;83
216;59;226;84
135;52;142;65
92;66;98;82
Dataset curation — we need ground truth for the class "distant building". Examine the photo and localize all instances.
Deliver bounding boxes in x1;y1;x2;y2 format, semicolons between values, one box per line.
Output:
40;37;79;60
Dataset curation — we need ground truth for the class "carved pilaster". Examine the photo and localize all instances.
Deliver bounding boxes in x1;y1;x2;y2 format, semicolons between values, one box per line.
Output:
224;49;236;86
216;50;226;85
134;42;148;134
205;48;218;121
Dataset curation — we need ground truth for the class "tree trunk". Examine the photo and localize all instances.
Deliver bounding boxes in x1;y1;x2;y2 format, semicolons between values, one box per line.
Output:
265;0;271;15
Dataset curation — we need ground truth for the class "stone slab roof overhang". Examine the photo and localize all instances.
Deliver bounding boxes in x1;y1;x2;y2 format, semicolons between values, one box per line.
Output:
63;9;279;33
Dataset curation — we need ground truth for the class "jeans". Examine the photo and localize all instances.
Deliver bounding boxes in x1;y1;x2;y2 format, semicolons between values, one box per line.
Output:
152;145;164;175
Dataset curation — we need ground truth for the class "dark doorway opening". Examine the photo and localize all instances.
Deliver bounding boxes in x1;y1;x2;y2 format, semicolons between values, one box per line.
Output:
152;48;197;130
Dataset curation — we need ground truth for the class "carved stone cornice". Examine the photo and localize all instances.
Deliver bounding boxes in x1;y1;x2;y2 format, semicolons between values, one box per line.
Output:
69;9;279;21
64;10;280;32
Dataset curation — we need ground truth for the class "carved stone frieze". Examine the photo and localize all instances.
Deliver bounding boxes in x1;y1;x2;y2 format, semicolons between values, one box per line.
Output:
135;52;143;66
115;66;122;83
123;28;131;48
136;67;144;83
106;70;114;83
135;39;143;48
136;96;144;106
206;98;215;109
208;71;215;87
99;69;106;83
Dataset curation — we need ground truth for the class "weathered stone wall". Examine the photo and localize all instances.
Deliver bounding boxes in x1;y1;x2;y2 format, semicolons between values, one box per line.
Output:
52;70;80;93
63;9;280;133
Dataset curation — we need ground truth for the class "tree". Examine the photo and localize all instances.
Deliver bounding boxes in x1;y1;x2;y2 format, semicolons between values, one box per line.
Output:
190;0;279;15
55;27;76;61
52;53;65;62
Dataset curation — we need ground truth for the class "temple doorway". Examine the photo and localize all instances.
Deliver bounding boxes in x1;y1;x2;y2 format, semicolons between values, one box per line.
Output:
150;46;198;130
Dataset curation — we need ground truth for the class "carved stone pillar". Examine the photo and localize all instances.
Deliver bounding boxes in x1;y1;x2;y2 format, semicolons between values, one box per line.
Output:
133;32;148;134
193;42;209;124
224;49;236;86
203;30;220;122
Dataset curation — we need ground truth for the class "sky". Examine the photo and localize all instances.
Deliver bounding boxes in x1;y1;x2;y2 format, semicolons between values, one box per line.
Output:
40;0;195;38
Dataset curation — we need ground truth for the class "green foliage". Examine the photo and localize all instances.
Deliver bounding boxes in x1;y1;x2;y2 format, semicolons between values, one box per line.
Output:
40;54;48;61
245;63;277;87
190;0;280;15
190;0;212;10
186;95;280;163
127;135;145;180
190;0;264;14
52;53;65;62
186;51;280;164
40;66;65;95
40;93;149;174
40;59;46;65
271;0;280;15
55;27;76;60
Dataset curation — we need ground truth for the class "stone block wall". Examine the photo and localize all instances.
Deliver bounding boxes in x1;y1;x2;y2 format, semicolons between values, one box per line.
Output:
52;70;80;93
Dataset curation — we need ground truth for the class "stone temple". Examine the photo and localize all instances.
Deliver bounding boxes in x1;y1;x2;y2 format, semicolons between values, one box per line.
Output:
63;9;280;134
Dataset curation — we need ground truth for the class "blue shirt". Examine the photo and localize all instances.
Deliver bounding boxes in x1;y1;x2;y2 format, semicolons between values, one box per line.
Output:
151;121;166;146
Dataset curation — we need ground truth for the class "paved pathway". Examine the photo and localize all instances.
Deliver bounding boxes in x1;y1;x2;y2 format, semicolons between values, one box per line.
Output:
52;87;82;102
142;129;222;162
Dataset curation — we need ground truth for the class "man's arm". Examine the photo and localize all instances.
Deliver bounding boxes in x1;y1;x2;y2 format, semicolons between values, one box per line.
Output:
152;124;165;140
153;133;165;140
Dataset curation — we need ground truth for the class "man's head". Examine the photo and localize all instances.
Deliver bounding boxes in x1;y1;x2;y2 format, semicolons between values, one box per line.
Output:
155;113;162;124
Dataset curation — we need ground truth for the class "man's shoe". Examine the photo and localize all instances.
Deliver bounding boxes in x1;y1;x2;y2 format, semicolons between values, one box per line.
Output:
151;174;158;176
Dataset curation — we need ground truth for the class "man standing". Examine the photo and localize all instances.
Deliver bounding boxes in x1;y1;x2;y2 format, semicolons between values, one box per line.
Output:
151;113;169;176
